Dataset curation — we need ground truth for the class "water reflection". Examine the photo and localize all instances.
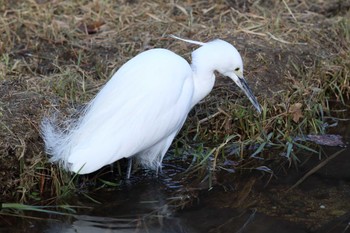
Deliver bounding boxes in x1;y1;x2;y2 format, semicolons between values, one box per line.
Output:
44;179;192;233
45;215;188;233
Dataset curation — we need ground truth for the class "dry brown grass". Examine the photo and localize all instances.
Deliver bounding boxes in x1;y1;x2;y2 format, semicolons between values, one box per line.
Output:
0;0;349;202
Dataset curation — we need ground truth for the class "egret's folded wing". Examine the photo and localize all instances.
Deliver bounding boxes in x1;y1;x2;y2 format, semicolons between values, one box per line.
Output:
65;49;194;173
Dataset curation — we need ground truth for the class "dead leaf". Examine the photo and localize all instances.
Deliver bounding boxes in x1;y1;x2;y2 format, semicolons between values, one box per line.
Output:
289;103;303;123
306;134;346;147
52;19;70;30
35;0;49;4
78;20;105;34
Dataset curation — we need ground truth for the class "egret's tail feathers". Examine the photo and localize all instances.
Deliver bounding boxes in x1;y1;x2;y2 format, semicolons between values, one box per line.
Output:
40;115;72;170
169;35;205;46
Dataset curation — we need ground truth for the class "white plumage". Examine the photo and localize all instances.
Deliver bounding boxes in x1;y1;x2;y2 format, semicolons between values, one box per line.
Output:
41;36;261;174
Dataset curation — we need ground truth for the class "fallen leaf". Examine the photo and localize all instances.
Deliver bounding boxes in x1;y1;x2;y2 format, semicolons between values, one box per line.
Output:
52;19;70;30
35;0;49;4
289;102;303;123
306;134;346;147
255;166;273;173
78;20;105;34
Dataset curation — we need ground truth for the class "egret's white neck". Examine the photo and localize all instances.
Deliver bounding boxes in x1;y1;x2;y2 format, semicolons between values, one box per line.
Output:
190;64;216;108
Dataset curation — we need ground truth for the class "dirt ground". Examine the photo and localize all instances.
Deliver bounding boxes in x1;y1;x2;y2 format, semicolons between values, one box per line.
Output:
0;0;349;205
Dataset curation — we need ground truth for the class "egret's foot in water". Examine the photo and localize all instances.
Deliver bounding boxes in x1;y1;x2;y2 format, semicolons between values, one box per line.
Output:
126;158;133;179
155;166;163;177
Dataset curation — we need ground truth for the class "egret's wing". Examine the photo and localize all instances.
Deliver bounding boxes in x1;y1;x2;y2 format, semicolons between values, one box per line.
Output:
66;49;194;173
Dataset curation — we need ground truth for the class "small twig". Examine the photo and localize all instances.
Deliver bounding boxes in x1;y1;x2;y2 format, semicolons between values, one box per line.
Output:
198;110;222;124
266;32;307;45
236;209;257;233
281;0;298;23
218;107;231;118
287;149;346;192
342;221;350;233
238;28;266;37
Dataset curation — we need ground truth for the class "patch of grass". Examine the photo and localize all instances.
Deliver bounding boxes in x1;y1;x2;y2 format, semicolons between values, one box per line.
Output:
184;52;349;184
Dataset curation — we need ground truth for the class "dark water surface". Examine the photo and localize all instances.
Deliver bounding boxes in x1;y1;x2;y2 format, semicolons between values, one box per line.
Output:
1;119;349;233
1;178;314;233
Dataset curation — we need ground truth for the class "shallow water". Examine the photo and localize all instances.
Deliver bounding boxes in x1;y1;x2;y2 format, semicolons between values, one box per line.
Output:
1;117;349;233
1;178;315;233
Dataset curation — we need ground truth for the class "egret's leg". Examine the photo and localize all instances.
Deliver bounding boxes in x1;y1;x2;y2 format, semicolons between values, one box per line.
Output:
155;166;159;177
109;163;114;173
137;132;177;177
126;158;132;179
155;164;163;177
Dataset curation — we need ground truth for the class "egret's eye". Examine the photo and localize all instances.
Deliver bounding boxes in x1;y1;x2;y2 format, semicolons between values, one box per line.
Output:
234;67;240;71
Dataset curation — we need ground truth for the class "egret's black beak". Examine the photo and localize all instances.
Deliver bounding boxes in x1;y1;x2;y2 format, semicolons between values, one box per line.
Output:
229;71;261;114
236;76;261;114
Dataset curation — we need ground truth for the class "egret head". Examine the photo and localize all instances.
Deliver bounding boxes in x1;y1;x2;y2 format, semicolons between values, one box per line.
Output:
171;35;261;114
207;40;261;114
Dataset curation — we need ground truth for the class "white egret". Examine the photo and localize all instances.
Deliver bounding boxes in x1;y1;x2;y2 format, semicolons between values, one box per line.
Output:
41;35;261;175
